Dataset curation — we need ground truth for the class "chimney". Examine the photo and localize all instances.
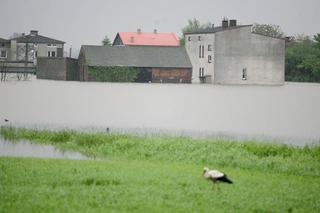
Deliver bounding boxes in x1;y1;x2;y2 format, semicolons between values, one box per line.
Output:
153;29;157;34
229;19;237;27
222;19;229;28
137;28;141;34
30;30;38;36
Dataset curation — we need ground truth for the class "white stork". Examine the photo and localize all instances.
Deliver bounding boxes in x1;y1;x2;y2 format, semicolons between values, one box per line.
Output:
203;167;233;190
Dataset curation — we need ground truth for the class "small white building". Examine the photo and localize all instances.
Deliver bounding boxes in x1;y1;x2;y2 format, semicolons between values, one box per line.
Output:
185;19;285;85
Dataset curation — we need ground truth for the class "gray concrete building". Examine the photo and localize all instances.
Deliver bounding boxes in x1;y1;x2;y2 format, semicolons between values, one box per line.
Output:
0;30;65;74
185;20;285;85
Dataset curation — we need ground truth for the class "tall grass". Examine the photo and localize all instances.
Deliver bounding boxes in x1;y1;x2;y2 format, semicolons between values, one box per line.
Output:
1;127;319;177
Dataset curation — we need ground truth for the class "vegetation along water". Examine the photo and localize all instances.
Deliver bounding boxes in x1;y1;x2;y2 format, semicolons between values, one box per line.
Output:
0;127;319;212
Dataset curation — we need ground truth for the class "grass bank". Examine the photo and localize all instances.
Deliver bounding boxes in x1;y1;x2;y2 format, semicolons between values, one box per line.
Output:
1;127;320;212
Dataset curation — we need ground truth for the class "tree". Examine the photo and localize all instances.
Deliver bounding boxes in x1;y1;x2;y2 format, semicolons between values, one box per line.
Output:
285;34;320;82
102;36;111;46
252;23;284;38
180;18;213;46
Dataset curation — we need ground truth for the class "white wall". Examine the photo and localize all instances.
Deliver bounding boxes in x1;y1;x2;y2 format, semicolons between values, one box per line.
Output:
214;27;285;85
185;33;215;83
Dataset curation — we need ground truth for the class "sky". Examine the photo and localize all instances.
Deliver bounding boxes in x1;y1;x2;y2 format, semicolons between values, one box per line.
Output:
1;0;319;56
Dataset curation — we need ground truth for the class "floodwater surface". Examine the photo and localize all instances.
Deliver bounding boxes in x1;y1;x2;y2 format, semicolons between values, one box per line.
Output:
0;79;320;145
0;138;89;160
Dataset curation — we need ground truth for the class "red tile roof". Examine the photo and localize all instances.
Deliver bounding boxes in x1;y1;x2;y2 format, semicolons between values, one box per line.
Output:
116;32;180;46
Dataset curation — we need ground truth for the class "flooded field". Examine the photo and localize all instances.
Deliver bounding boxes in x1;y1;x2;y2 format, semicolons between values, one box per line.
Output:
0;137;89;160
0;78;320;145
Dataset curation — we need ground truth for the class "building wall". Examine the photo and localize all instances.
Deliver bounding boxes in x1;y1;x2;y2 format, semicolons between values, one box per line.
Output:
78;48;87;81
185;33;215;83
11;42;64;63
37;57;78;81
151;68;192;83
214;27;285;85
0;42;11;61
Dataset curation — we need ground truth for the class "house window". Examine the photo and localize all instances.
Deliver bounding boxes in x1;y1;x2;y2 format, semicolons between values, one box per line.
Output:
0;50;7;58
1;43;5;47
242;68;247;80
35;51;38;58
48;51;56;57
199;67;204;77
208;44;213;51
47;44;52;46
188;36;191;41
208;55;212;63
198;36;201;41
199;45;205;58
202;45;204;58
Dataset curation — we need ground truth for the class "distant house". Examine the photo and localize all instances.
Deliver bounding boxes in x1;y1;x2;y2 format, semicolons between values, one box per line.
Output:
1;30;65;74
185;19;285;85
112;29;180;46
78;45;192;83
10;30;65;63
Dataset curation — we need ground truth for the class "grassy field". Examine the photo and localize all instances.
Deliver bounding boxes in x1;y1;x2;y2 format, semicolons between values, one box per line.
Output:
0;127;320;212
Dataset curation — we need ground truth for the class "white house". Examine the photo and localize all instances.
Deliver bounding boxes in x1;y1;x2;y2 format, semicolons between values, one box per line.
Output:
185;19;285;85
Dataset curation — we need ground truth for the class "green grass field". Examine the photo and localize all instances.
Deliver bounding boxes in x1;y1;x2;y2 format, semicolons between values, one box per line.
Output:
0;127;320;212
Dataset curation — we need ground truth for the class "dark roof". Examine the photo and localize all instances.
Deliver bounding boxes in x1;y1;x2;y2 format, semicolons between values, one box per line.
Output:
184;25;252;35
0;38;10;43
81;45;192;68
12;34;65;44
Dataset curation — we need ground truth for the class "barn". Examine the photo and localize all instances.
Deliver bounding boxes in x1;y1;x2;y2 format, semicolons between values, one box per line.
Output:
78;45;192;83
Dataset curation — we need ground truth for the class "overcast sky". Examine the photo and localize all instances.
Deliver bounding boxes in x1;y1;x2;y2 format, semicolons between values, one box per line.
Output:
1;0;319;55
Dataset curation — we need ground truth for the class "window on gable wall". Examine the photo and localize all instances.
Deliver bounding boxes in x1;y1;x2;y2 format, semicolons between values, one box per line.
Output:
242;68;247;80
188;36;191;41
208;44;212;51
198;36;201;41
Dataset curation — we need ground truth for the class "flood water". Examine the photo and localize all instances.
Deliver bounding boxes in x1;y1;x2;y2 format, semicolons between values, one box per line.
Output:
0;137;89;160
0;78;320;146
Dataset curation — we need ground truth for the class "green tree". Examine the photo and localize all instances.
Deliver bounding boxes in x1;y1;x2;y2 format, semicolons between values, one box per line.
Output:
285;34;320;82
252;23;284;38
102;36;111;46
180;18;213;46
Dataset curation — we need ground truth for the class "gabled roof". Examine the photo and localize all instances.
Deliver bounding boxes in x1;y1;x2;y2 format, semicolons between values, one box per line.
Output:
114;32;179;46
0;38;10;43
12;34;65;44
184;25;252;35
81;45;192;68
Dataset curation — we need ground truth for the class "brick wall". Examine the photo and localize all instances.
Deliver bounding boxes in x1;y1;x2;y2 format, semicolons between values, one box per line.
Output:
151;68;192;83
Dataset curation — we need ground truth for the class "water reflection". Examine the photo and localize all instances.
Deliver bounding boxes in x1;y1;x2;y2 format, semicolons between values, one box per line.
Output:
0;138;89;160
